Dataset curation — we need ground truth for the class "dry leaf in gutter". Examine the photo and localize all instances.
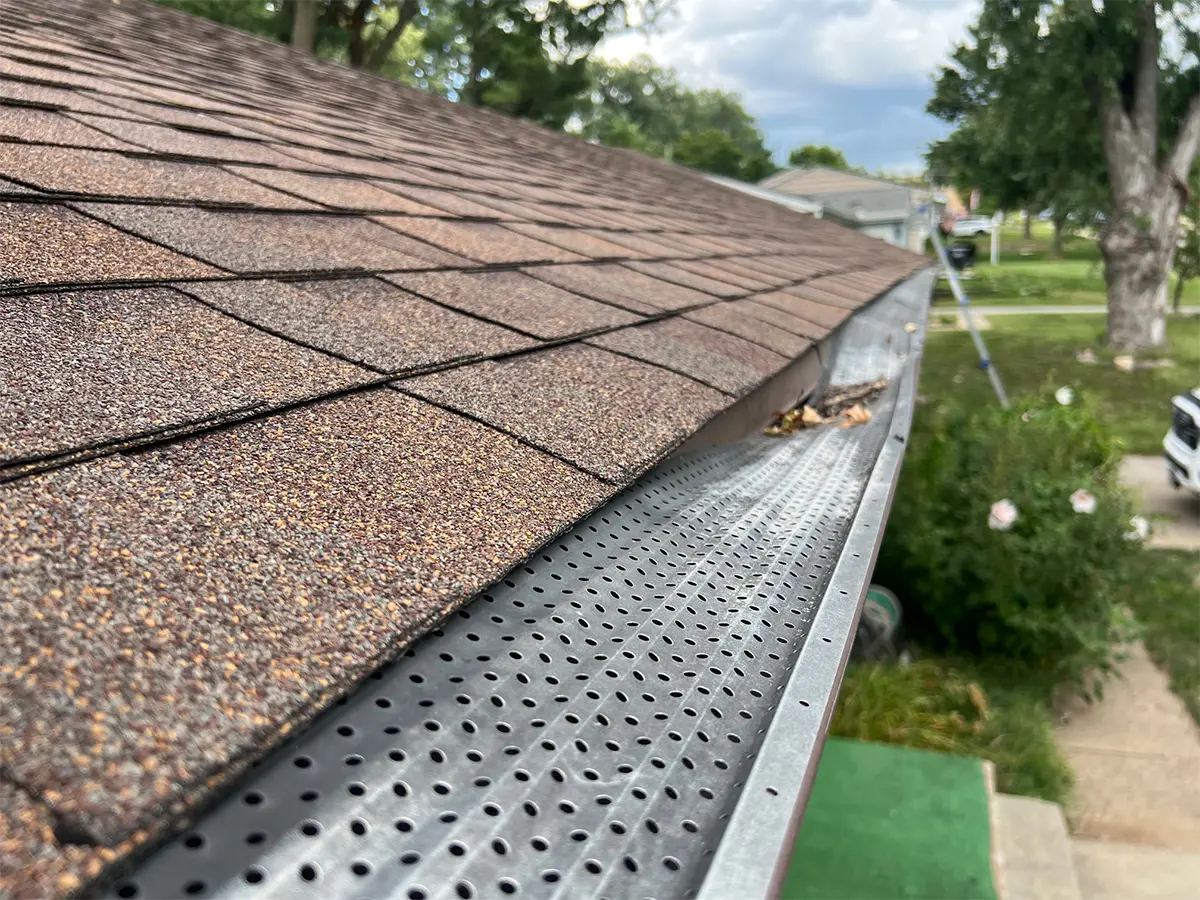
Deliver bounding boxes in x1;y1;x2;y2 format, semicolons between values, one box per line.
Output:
838;404;872;428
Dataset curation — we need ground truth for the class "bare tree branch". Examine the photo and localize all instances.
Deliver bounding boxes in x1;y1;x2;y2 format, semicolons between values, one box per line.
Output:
366;0;420;71
1132;0;1158;159
1168;93;1200;181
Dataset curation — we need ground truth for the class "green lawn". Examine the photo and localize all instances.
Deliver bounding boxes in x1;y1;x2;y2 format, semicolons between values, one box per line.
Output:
1126;550;1200;725
919;314;1200;454
933;225;1200;307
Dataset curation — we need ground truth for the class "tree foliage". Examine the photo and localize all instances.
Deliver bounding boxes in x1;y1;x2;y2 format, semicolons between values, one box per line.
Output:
929;0;1200;348
1174;169;1200;309
787;144;850;170
154;2;778;181
579;56;777;181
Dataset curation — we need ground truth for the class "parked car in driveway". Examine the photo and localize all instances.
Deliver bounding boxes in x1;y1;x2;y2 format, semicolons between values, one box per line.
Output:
1165;389;1200;495
951;215;993;237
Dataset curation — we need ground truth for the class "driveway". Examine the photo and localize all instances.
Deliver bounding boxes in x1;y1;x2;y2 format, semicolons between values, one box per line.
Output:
1120;455;1200;550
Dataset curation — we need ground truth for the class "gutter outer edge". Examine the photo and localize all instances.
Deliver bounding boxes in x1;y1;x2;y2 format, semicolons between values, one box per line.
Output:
694;268;933;900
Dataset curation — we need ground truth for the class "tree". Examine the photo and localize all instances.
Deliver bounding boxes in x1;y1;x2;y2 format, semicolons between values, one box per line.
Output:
929;0;1200;349
1174;171;1200;310
579;57;777;181
673;130;745;178
788;144;850;170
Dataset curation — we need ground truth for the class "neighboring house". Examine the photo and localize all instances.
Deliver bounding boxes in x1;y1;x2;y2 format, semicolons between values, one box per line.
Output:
0;2;930;899
759;166;944;253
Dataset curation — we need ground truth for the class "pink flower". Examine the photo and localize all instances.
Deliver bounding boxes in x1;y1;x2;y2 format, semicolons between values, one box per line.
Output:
988;499;1018;531
1070;489;1096;514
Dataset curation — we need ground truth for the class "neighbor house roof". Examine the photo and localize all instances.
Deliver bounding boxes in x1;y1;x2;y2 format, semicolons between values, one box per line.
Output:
0;0;924;895
760;165;933;203
817;185;915;225
702;173;825;215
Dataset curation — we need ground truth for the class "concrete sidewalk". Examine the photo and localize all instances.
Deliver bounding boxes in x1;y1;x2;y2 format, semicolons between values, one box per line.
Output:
932;304;1200;316
1120;455;1200;551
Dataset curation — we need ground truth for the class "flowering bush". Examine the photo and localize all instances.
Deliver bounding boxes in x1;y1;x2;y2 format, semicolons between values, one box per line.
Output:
875;390;1142;691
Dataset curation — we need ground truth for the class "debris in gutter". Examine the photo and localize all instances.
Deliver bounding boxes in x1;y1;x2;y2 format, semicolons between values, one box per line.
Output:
764;378;888;436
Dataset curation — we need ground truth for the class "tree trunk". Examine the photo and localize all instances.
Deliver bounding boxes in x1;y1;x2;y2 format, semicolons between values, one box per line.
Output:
1089;0;1200;350
1051;216;1064;258
1173;272;1186;313
365;0;419;71
1023;211;1032;239
346;0;372;68
291;0;319;54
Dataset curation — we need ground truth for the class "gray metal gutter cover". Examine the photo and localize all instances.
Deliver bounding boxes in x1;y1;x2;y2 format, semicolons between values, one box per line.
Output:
97;269;933;900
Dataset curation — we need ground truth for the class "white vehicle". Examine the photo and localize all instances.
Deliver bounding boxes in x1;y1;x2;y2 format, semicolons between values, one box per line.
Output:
1165;389;1200;495
951;215;994;237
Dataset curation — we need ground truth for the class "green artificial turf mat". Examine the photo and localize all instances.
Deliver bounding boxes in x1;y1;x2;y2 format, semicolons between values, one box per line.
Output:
782;738;997;899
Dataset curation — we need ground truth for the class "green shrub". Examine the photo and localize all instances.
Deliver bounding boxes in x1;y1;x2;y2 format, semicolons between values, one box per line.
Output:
876;390;1141;691
831;660;1072;804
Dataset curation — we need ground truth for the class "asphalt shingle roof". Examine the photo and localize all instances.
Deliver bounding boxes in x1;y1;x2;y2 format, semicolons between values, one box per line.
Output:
0;1;925;894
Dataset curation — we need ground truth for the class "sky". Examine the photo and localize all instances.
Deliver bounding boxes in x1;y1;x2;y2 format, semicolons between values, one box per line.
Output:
599;0;983;174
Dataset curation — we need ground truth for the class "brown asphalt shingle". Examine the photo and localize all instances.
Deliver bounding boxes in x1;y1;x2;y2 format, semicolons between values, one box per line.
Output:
0;202;220;286
624;260;747;297
400;344;728;482
587;317;788;396
375;216;584;264
183;277;533;372
0;143;316;207
0;1;927;891
684;302;814;357
0;388;609;845
76;203;470;273
71;112;308;166
530;263;716;314
384;268;641;338
0;105;137;150
226;166;446;213
754;290;855;330
0;287;373;464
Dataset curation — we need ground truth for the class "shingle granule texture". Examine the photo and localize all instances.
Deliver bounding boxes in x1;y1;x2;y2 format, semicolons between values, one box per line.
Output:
376;184;518;219
0;388;609;845
505;223;651;259
0;780;107;899
587;317;788;395
0;144;316;207
582;229;696;259
0;0;928;889
384;269;640;338
0;77;124;114
76;204;470;273
0;202;220;286
400;344;728;482
660;258;773;291
0;287;373;464
684;302;814;357
529;263;716;314
182;277;532;372
71;113;309;166
226;166;445;214
0;106;136;150
624;260;748;298
739;298;830;340
753;290;855;330
375;216;584;264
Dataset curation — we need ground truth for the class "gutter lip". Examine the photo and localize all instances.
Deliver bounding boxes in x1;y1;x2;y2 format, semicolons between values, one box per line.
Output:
694;267;934;900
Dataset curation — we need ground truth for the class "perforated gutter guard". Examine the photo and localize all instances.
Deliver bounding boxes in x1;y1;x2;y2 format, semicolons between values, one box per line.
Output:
95;269;933;900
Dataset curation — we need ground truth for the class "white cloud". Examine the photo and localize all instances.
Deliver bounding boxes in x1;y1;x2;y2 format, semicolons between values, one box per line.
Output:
809;0;979;85
596;0;981;169
601;0;979;90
